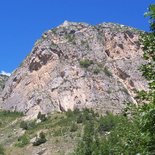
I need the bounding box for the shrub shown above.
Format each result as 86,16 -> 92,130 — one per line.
27,121 -> 36,129
81,40 -> 89,49
76,114 -> 83,124
93,67 -> 101,74
15,134 -> 30,147
70,123 -> 78,132
103,67 -> 112,77
98,114 -> 121,133
82,108 -> 94,121
20,120 -> 36,130
65,34 -> 76,44
79,59 -> 93,68
37,112 -> 47,122
33,132 -> 47,146
73,108 -> 80,115
20,121 -> 28,130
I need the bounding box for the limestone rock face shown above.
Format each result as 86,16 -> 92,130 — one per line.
0,22 -> 148,116
0,74 -> 8,93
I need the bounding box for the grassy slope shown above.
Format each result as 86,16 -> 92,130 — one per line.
0,109 -> 129,155
0,110 -> 89,155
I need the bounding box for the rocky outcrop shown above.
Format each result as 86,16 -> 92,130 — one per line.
0,22 -> 148,116
0,74 -> 8,93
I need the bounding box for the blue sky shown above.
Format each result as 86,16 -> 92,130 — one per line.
0,0 -> 154,74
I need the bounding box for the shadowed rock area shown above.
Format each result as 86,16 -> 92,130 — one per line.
0,21 -> 148,117
0,74 -> 8,93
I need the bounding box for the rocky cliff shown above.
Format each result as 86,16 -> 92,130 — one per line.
0,74 -> 8,93
0,22 -> 148,116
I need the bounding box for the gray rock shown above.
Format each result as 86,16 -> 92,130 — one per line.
37,148 -> 47,155
0,74 -> 9,93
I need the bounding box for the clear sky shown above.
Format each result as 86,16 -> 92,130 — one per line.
0,0 -> 154,74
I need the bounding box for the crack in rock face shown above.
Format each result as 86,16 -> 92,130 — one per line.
0,22 -> 148,117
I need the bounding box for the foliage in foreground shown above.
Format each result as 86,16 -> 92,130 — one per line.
74,109 -> 149,155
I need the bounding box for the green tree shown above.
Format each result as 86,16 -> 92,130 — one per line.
75,119 -> 100,155
138,4 -> 155,153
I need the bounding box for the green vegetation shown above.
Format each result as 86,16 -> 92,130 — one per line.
51,28 -> 57,34
3,89 -> 154,154
103,67 -> 112,77
93,66 -> 101,74
79,59 -> 94,68
20,121 -> 28,130
81,40 -> 87,45
74,112 -> 121,154
15,134 -> 30,147
42,33 -> 47,39
81,40 -> 89,49
0,110 -> 23,117
65,34 -> 76,44
33,132 -> 47,146
70,123 -> 78,132
37,112 -> 47,122
20,120 -> 36,130
0,109 -> 84,154
0,145 -> 5,155
74,106 -> 150,154
0,110 -> 24,117
0,110 -> 23,128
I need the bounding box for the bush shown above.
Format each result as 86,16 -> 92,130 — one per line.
79,59 -> 93,68
103,67 -> 112,77
37,112 -> 47,122
73,108 -> 80,115
93,67 -> 101,74
15,134 -> 30,147
28,121 -> 36,129
98,114 -> 121,133
70,123 -> 78,132
33,132 -> 47,146
76,114 -> 83,124
82,108 -> 94,121
65,34 -> 76,44
20,120 -> 36,130
20,121 -> 28,130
